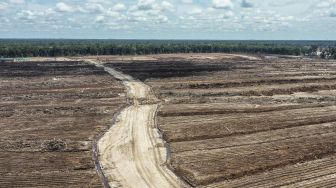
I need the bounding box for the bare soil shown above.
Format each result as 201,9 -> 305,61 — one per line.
103,54 -> 336,187
0,61 -> 126,187
3,54 -> 336,187
92,60 -> 185,188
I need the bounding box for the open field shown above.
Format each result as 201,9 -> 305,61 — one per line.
1,54 -> 336,188
104,54 -> 336,187
0,61 -> 126,187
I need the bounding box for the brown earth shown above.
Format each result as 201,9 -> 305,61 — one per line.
103,55 -> 336,187
89,60 -> 184,188
0,61 -> 126,187
2,54 -> 336,187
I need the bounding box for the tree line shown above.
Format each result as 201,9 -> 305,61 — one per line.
321,48 -> 336,59
0,39 -> 335,59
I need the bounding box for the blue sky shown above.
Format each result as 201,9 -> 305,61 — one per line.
0,0 -> 335,39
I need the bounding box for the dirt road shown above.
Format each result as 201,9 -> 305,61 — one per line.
87,60 -> 184,188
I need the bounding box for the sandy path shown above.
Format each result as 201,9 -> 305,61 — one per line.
87,60 -> 184,188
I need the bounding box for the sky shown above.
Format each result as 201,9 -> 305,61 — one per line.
0,0 -> 336,40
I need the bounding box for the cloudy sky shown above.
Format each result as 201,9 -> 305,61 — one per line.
0,0 -> 336,39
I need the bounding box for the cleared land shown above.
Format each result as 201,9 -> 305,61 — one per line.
104,54 -> 336,187
2,54 -> 336,187
0,61 -> 126,187
93,62 -> 184,188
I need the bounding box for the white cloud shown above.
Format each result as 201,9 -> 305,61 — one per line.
106,10 -> 120,17
157,15 -> 168,23
161,1 -> 174,11
241,0 -> 253,8
8,0 -> 25,4
189,8 -> 203,15
181,0 -> 193,4
95,15 -> 105,23
126,0 -> 172,23
132,0 -> 174,13
17,10 -> 40,21
220,11 -> 234,19
0,0 -> 335,39
278,16 -> 294,21
0,17 -> 10,23
329,9 -> 336,17
180,6 -> 235,22
105,9 -> 126,21
108,22 -> 130,30
0,2 -> 8,11
137,0 -> 156,10
56,2 -> 73,13
212,0 -> 233,10
112,3 -> 126,11
317,2 -> 330,9
82,3 -> 104,13
16,8 -> 57,22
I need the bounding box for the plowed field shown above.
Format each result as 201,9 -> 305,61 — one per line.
0,61 -> 126,187
105,55 -> 336,187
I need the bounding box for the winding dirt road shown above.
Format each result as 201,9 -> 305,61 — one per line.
88,60 -> 184,188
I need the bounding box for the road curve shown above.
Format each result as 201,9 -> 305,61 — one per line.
87,60 -> 185,188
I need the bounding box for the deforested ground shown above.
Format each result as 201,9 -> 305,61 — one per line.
92,60 -> 184,188
0,61 -> 126,187
104,54 -> 336,187
2,54 -> 336,188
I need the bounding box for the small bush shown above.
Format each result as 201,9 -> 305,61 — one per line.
43,139 -> 67,151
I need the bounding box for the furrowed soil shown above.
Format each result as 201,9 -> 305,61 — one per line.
103,54 -> 336,187
0,61 -> 126,187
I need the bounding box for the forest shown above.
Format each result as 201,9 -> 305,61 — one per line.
0,39 -> 336,59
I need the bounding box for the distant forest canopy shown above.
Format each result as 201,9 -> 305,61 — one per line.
1,39 -> 336,59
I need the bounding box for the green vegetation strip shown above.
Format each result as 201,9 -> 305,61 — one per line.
1,39 -> 336,59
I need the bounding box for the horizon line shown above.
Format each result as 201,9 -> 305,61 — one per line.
1,38 -> 336,41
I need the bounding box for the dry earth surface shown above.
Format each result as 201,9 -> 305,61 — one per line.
89,60 -> 185,188
2,53 -> 336,188
103,54 -> 336,187
0,60 -> 126,187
